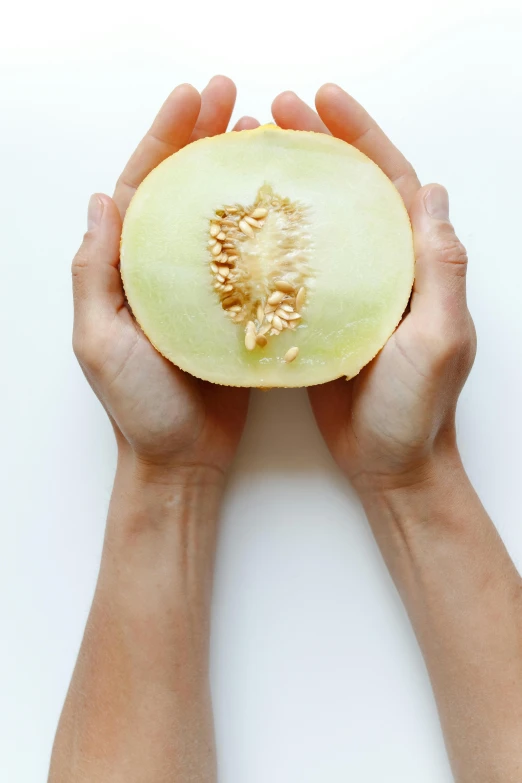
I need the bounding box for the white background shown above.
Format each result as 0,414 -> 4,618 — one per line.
2,0 -> 522,780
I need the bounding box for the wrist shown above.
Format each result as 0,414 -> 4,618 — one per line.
354,448 -> 518,602
99,447 -> 224,613
354,447 -> 475,576
351,438 -> 463,500
356,447 -> 470,538
108,445 -> 226,533
116,442 -> 227,490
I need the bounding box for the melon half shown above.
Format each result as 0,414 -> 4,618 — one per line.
120,126 -> 414,388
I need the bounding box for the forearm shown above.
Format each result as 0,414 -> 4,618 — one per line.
48,452 -> 222,783
358,453 -> 522,783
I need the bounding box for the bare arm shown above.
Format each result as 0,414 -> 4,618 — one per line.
49,459 -> 221,782
49,77 -> 258,781
360,455 -> 522,783
272,84 -> 522,780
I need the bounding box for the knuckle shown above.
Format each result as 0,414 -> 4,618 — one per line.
71,238 -> 93,282
72,328 -> 104,373
71,256 -> 86,281
71,326 -> 84,360
465,316 -> 478,365
433,227 -> 469,276
422,312 -> 476,366
426,317 -> 476,371
404,161 -> 419,181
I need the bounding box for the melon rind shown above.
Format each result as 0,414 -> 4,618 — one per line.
120,126 -> 414,388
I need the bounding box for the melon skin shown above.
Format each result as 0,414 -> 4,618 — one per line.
120,126 -> 414,388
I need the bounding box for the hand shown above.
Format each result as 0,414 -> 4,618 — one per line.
72,77 -> 260,478
272,85 -> 477,491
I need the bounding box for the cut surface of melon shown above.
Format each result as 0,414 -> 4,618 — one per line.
120,126 -> 414,388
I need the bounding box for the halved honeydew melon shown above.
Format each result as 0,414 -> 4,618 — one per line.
120,125 -> 414,388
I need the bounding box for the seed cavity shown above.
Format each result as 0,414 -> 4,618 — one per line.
207,184 -> 311,357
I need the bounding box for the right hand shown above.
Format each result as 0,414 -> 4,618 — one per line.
272,86 -> 477,492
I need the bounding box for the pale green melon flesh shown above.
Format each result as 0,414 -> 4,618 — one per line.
120,126 -> 414,388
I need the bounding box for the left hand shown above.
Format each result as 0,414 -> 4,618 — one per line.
72,77 -> 259,479
272,86 -> 476,492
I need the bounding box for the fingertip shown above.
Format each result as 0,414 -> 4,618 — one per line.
410,184 -> 451,230
170,83 -> 202,112
153,83 -> 202,143
87,193 -> 104,231
272,91 -> 328,133
315,84 -> 363,130
315,82 -> 345,107
85,193 -> 122,260
271,90 -> 299,114
205,74 -> 237,97
172,82 -> 199,98
232,116 -> 260,131
410,182 -> 468,312
316,82 -> 343,97
423,184 -> 450,222
74,194 -> 124,319
99,192 -> 121,218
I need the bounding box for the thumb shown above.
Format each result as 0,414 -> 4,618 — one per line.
72,194 -> 124,326
409,184 -> 469,321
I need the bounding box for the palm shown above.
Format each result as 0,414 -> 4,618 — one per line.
75,78 -> 258,473
95,306 -> 249,470
269,86 -> 466,482
309,312 -> 444,480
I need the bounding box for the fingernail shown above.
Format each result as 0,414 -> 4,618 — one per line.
88,194 -> 104,230
425,186 -> 449,220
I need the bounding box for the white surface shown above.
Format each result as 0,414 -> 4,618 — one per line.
2,1 -> 522,780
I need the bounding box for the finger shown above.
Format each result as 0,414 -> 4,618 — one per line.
72,194 -> 124,328
315,84 -> 420,209
232,116 -> 260,131
114,84 -> 201,217
190,75 -> 237,142
271,91 -> 330,134
410,184 -> 469,320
